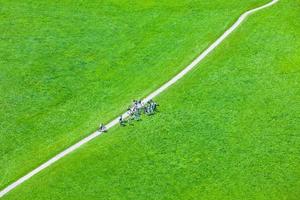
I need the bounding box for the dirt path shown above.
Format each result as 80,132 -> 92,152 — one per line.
0,0 -> 279,198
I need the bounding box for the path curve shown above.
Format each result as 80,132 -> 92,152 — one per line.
0,0 -> 279,198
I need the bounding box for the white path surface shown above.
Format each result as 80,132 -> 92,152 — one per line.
0,0 -> 279,198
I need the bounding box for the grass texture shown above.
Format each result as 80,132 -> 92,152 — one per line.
0,0 -> 268,188
3,0 -> 299,199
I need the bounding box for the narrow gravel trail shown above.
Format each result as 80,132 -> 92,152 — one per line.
0,0 -> 279,198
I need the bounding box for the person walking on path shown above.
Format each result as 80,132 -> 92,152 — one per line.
119,115 -> 126,126
99,123 -> 107,132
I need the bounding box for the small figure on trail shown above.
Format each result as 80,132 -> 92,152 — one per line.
132,100 -> 138,108
99,123 -> 107,132
127,107 -> 135,124
119,115 -> 126,126
136,100 -> 143,114
127,107 -> 132,115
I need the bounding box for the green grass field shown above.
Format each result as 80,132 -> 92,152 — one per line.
0,0 -> 270,189
2,0 -> 299,199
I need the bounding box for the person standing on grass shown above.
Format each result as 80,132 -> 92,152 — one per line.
152,100 -> 158,111
146,100 -> 153,114
132,100 -> 137,108
137,100 -> 143,114
144,102 -> 150,115
119,115 -> 125,126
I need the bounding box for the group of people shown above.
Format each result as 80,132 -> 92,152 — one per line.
120,99 -> 159,126
99,99 -> 159,132
144,99 -> 158,115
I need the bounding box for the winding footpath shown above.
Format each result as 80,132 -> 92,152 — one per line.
0,0 -> 279,198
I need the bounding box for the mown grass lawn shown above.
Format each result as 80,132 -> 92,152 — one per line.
3,0 -> 299,199
0,0 -> 269,189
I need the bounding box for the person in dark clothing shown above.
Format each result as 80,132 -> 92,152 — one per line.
119,115 -> 126,126
99,123 -> 107,132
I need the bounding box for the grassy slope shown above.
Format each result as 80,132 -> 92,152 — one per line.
0,0 -> 269,188
3,0 -> 299,199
